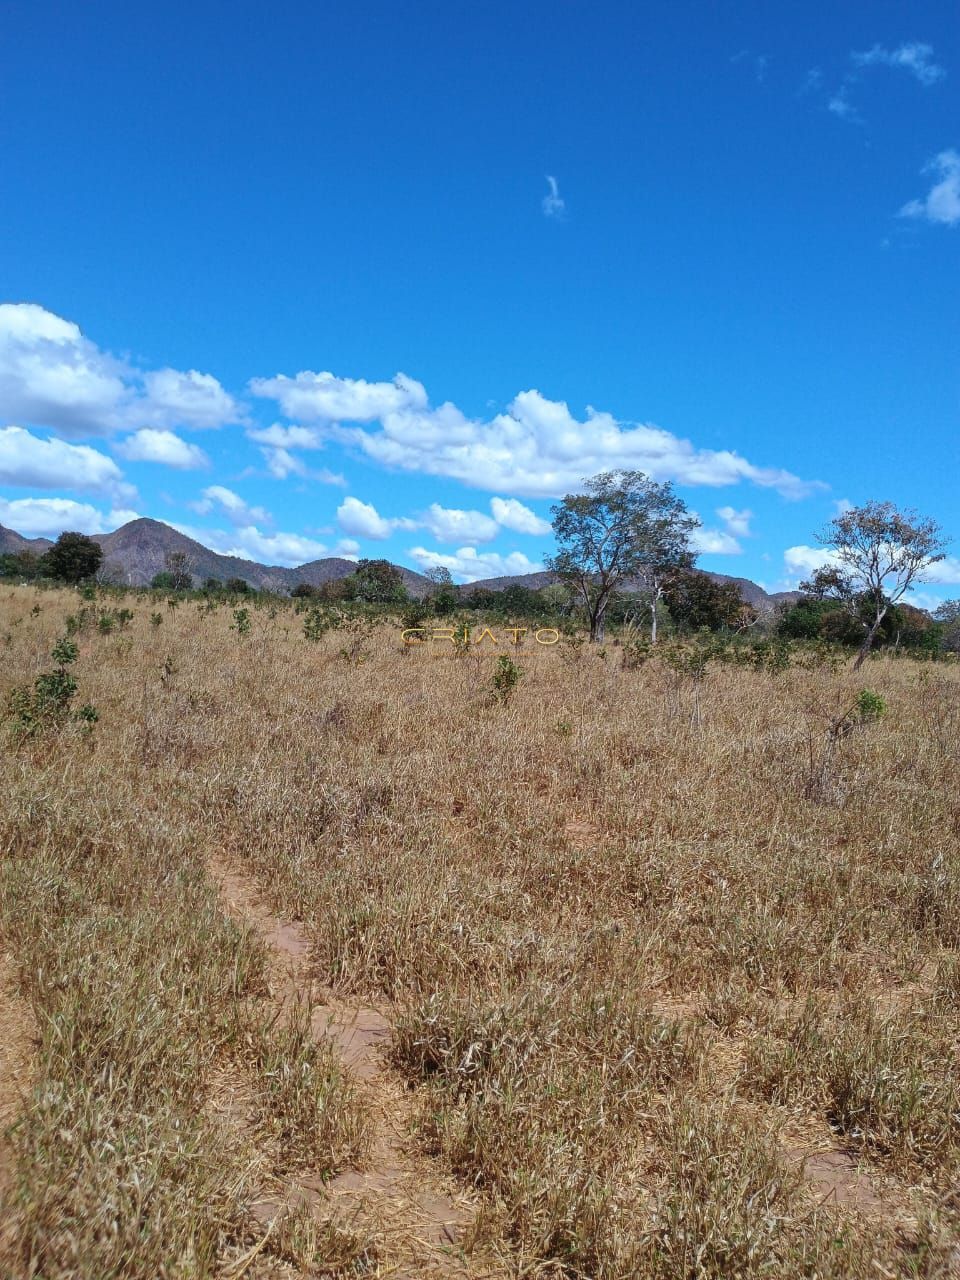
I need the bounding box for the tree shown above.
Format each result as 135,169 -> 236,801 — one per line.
165,551 -> 192,592
225,577 -> 251,594
801,501 -> 947,671
547,470 -> 699,643
0,551 -> 42,581
425,566 -> 458,615
353,558 -> 408,605
935,600 -> 960,654
663,569 -> 753,633
40,532 -> 103,585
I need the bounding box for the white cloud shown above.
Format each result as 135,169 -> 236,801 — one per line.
783,544 -> 839,580
0,425 -> 127,495
900,150 -> 960,226
336,496 -> 396,540
247,423 -> 324,449
419,503 -> 499,544
490,496 -> 552,535
692,528 -> 742,555
116,428 -> 209,470
174,521 -> 330,567
542,175 -> 565,219
927,556 -> 960,586
0,303 -> 241,436
192,485 -> 271,526
716,506 -> 752,538
313,385 -> 820,499
409,545 -> 543,584
139,368 -> 240,430
0,496 -> 138,538
249,371 -> 427,423
852,42 -> 945,87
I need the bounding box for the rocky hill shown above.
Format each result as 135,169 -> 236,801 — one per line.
0,524 -> 53,556
1,516 -> 798,608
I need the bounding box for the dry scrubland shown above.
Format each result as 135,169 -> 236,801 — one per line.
1,585 -> 959,1279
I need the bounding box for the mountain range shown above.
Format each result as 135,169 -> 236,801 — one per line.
0,517 -> 800,609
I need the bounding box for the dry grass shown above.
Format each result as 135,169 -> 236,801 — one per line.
1,584 -> 959,1277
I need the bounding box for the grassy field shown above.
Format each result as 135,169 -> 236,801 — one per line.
1,584 -> 959,1278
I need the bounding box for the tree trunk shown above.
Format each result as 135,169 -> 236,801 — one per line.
650,600 -> 658,645
852,612 -> 886,671
590,603 -> 607,643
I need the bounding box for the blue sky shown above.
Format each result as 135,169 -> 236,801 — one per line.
1,0 -> 957,598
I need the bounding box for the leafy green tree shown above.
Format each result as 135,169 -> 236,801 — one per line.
40,532 -> 103,585
0,551 -> 42,580
547,470 -> 699,643
663,570 -> 752,633
801,501 -> 947,670
353,558 -> 408,604
425,566 -> 458,615
225,577 -> 251,594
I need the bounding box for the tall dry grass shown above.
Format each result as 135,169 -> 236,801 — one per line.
1,585 -> 959,1277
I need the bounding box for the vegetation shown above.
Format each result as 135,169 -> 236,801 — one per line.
0,581 -> 958,1277
547,469 -> 699,642
801,501 -> 946,670
39,531 -> 104,585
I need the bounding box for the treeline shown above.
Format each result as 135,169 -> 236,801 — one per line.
4,535 -> 958,659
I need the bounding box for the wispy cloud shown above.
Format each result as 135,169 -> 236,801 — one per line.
900,149 -> 960,226
823,40 -> 945,126
852,42 -> 945,87
542,175 -> 565,220
827,88 -> 862,124
731,49 -> 769,84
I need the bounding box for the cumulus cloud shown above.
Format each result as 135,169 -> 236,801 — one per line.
116,428 -> 209,469
336,496 -> 397,540
852,42 -> 945,86
317,385 -> 820,499
0,303 -> 241,436
542,175 -> 565,219
191,485 -> 271,526
419,503 -> 499,544
247,423 -> 325,449
174,521 -> 331,567
337,494 -> 552,546
783,545 -> 839,579
249,371 -> 427,423
0,425 -> 128,495
409,545 -> 543,584
0,496 -> 139,538
692,528 -> 742,555
490,496 -> 552,535
717,506 -> 752,538
900,150 -> 960,226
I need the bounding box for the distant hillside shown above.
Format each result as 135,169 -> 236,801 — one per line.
2,515 -> 797,609
89,518 -> 434,595
0,524 -> 53,556
462,568 -> 799,612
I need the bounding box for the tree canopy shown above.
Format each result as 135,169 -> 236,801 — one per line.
547,470 -> 699,642
40,532 -> 103,585
801,501 -> 946,669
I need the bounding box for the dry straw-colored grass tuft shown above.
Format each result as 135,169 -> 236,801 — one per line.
1,585 -> 959,1277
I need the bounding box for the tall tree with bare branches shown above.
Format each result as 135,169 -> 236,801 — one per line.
547,470 -> 699,643
801,501 -> 947,670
